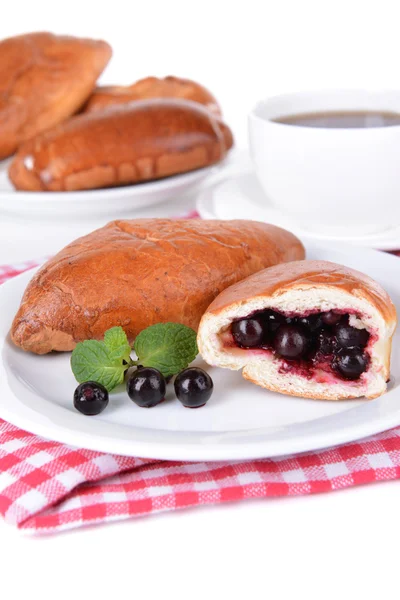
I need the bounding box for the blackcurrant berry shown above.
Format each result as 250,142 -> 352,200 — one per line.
174,367 -> 213,408
335,322 -> 369,349
74,381 -> 109,416
334,348 -> 368,380
273,324 -> 310,359
127,367 -> 166,408
232,317 -> 264,347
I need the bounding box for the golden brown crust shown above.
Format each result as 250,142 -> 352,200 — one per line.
10,219 -> 305,354
205,260 -> 397,326
83,76 -> 221,116
0,32 -> 111,160
8,99 -> 234,192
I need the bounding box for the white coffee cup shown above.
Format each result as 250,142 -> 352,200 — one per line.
248,90 -> 400,235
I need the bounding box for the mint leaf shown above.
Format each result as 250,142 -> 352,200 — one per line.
104,326 -> 131,362
134,323 -> 198,377
71,339 -> 127,392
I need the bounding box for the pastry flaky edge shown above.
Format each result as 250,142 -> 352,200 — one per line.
198,260 -> 397,400
10,219 -> 305,355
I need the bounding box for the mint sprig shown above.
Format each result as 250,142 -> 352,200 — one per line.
104,326 -> 131,362
135,323 -> 198,377
71,327 -> 130,392
70,339 -> 126,392
71,323 -> 198,392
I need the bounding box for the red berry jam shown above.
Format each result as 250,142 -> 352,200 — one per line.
230,309 -> 370,381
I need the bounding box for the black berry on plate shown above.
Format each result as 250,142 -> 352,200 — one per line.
335,321 -> 369,348
321,311 -> 342,326
174,367 -> 214,408
334,348 -> 368,380
74,381 -> 109,416
127,367 -> 166,408
273,324 -> 310,359
232,317 -> 264,347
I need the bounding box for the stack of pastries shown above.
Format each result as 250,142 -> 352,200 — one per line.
0,32 -> 233,191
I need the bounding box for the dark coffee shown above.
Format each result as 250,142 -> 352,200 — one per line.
272,110 -> 400,128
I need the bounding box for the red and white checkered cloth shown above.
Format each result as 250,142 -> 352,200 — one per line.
1,255 -> 400,534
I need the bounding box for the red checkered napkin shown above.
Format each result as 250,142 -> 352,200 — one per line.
1,258 -> 400,534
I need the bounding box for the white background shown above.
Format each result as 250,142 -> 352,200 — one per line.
1,1 -> 400,598
3,0 -> 400,149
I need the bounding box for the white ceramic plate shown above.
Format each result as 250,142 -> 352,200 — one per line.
1,241 -> 400,461
196,170 -> 400,250
0,159 -> 218,221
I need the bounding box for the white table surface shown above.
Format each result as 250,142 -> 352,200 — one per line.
1,156 -> 399,599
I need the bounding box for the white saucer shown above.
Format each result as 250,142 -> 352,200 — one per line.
196,170 -> 400,250
0,158 -> 219,221
1,241 -> 400,461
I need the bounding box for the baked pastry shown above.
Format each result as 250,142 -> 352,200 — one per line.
10,219 -> 304,354
9,99 -> 233,191
198,260 -> 397,400
83,76 -> 221,116
0,32 -> 111,160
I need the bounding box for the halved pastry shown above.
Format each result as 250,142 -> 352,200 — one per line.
198,260 -> 397,400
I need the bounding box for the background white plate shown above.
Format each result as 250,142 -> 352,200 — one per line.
0,159 -> 218,221
196,170 -> 400,250
0,241 -> 399,461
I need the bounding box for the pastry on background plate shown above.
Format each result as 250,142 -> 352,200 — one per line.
9,99 -> 233,192
0,32 -> 111,160
83,76 -> 221,116
10,219 -> 304,354
198,260 -> 397,400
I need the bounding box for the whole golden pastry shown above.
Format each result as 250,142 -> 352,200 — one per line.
9,99 -> 234,192
10,219 -> 305,354
83,76 -> 221,116
0,32 -> 112,160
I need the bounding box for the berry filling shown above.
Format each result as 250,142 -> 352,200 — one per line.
230,309 -> 371,382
